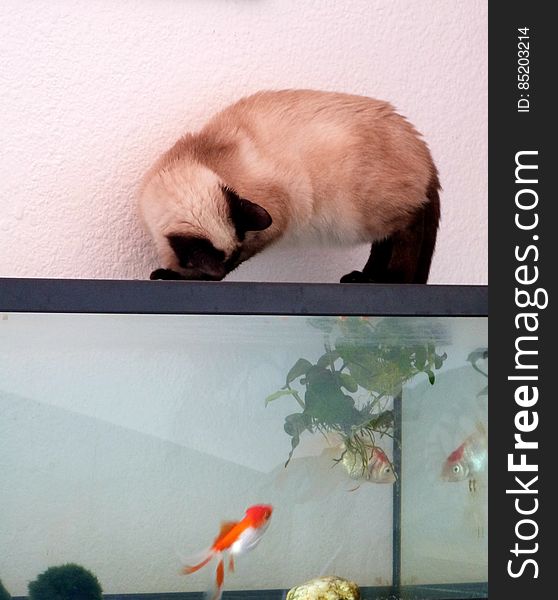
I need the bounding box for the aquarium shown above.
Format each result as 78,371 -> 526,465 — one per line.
0,280 -> 487,600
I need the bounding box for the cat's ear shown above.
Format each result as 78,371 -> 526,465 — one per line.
223,187 -> 272,235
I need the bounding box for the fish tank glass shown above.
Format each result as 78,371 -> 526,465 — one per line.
0,280 -> 488,600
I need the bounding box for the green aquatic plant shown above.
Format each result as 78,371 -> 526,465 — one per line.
0,578 -> 12,600
467,347 -> 488,396
266,316 -> 448,472
28,564 -> 102,600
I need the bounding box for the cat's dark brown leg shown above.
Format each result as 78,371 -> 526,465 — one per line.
382,214 -> 425,283
412,175 -> 441,283
341,171 -> 440,284
340,207 -> 432,284
340,237 -> 393,283
345,216 -> 424,283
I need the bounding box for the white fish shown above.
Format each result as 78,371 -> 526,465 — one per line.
441,421 -> 487,483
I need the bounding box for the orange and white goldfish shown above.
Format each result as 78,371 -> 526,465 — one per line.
367,447 -> 396,483
181,504 -> 273,600
341,444 -> 396,484
441,422 -> 487,484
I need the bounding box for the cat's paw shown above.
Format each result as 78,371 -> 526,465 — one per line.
340,270 -> 375,283
149,268 -> 186,280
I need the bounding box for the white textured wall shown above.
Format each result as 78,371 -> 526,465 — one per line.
0,0 -> 487,284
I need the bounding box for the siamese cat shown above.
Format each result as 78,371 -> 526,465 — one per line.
139,89 -> 440,283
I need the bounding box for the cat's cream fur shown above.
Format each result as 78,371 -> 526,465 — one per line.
139,89 -> 440,282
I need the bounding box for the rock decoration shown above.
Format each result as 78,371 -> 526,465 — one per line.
286,576 -> 360,600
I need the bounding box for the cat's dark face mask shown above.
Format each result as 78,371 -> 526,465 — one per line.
149,189 -> 272,281
151,235 -> 234,281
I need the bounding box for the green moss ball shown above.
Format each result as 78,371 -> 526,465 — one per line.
28,564 -> 102,600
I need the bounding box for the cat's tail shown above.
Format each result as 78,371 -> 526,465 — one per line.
414,169 -> 441,283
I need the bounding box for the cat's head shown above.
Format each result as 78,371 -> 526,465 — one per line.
139,161 -> 272,281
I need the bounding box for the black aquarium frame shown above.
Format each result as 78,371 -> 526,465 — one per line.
0,279 -> 487,316
0,279 -> 488,600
